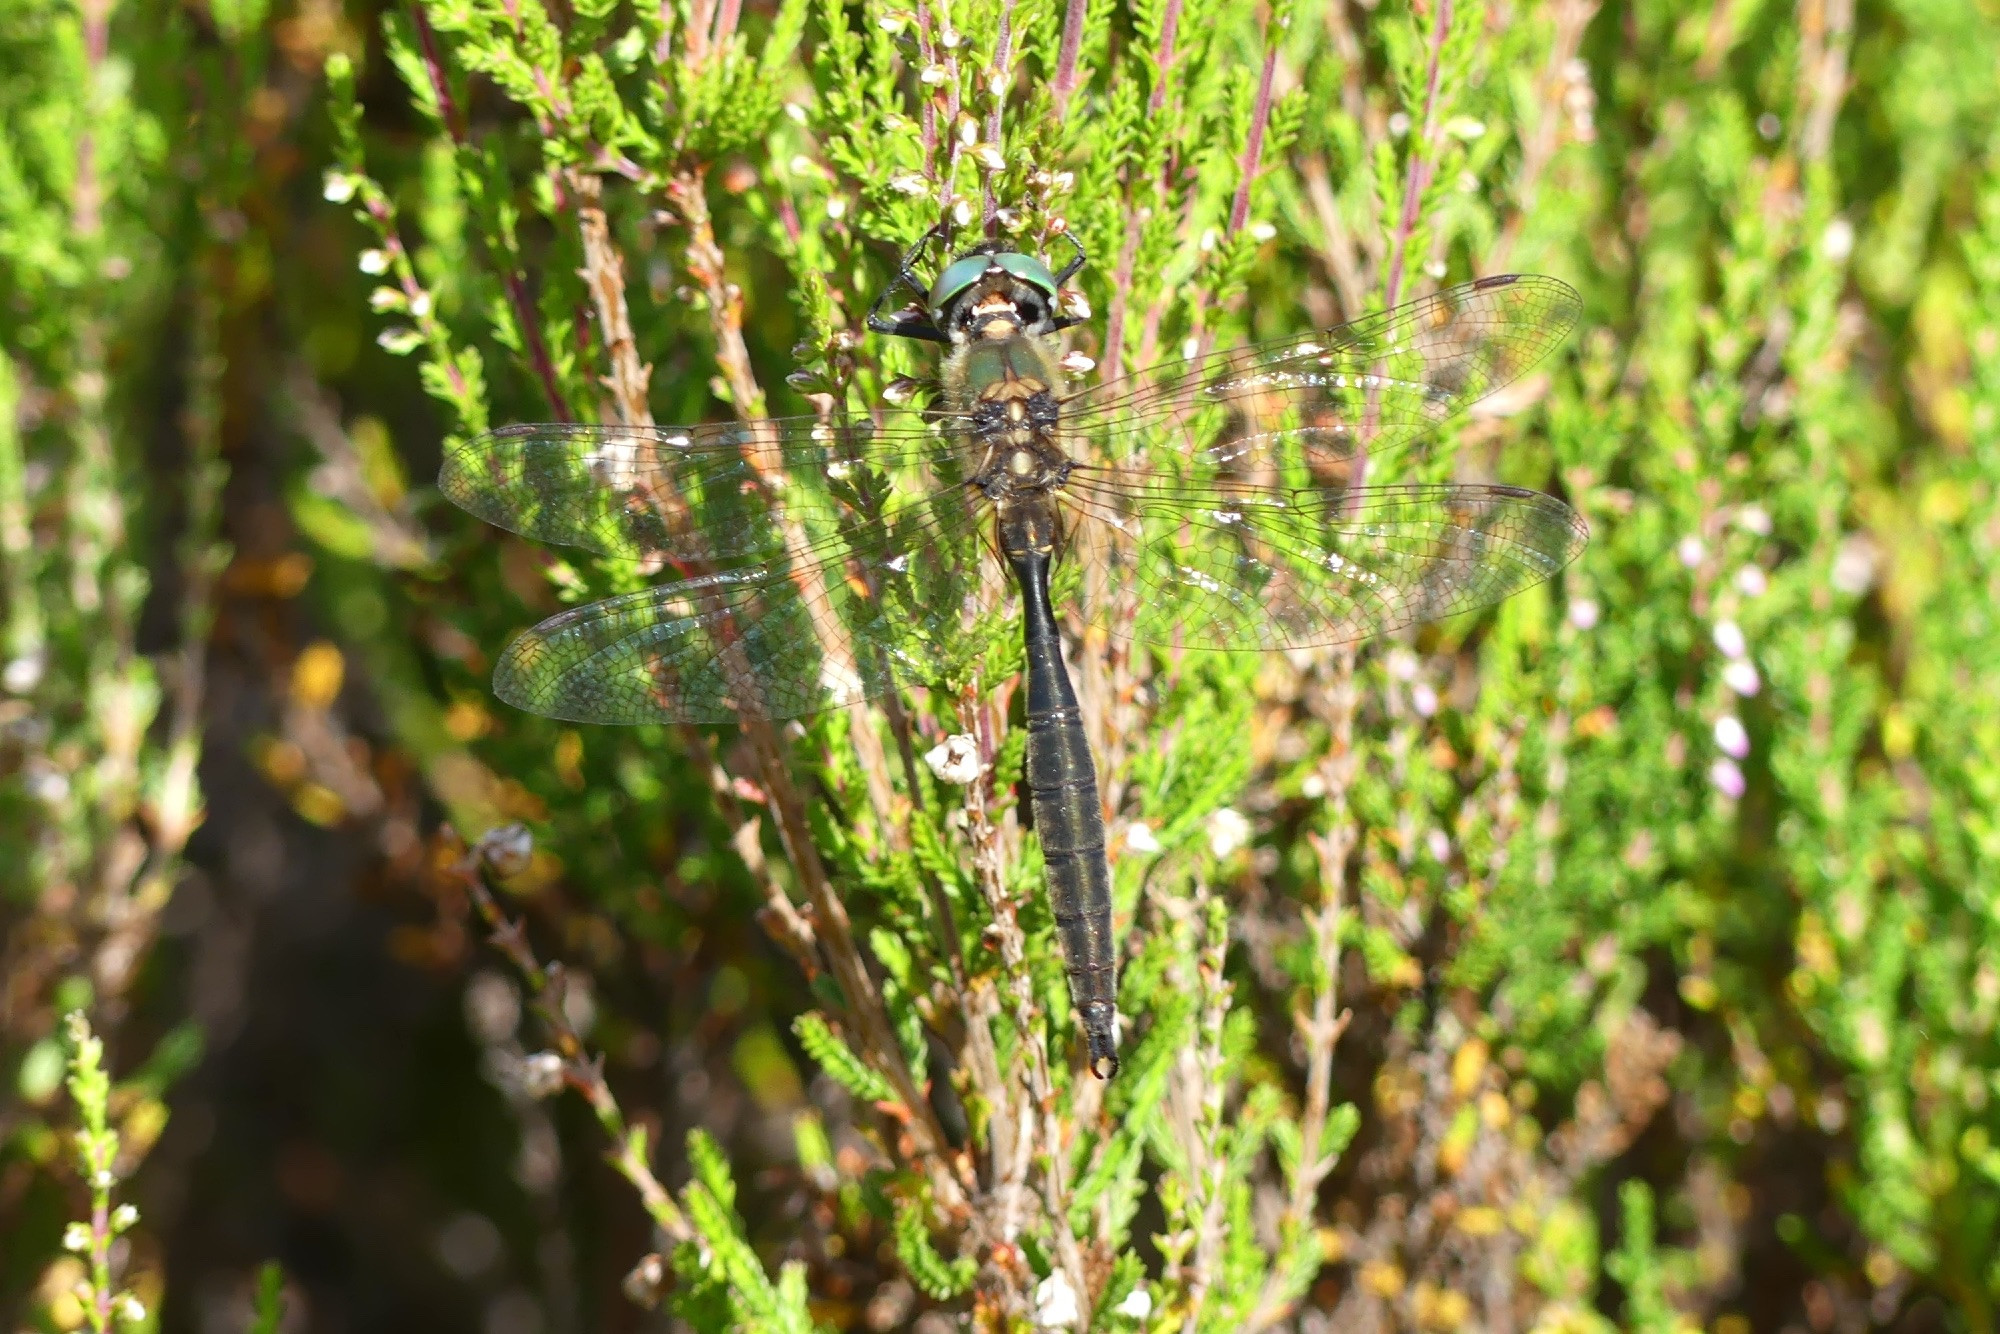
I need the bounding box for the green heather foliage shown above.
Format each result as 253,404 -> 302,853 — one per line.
5,0 -> 2000,1329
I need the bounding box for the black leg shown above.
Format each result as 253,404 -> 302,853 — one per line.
866,229 -> 951,344
1050,229 -> 1087,286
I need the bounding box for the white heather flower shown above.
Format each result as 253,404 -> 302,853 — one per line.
1831,534 -> 1877,594
951,197 -> 973,225
407,289 -> 433,318
368,285 -> 406,312
1723,658 -> 1762,697
1206,807 -> 1252,859
376,326 -> 423,355
1427,827 -> 1453,864
1124,821 -> 1160,854
1060,350 -> 1096,374
887,171 -> 928,196
1714,715 -> 1750,759
3,649 -> 45,693
1712,619 -> 1747,659
825,196 -> 847,220
1249,221 -> 1277,242
1568,597 -> 1601,630
1734,564 -> 1769,597
358,248 -> 390,274
1410,682 -> 1439,718
118,1296 -> 146,1323
1736,504 -> 1773,536
1387,111 -> 1412,137
520,1051 -> 565,1099
972,142 -> 1006,171
919,63 -> 948,85
109,1204 -> 138,1231
1034,1271 -> 1080,1328
1444,115 -> 1487,139
63,1222 -> 90,1252
24,765 -> 68,805
1115,1285 -> 1153,1319
1677,535 -> 1707,568
480,823 -> 534,878
322,170 -> 356,202
882,376 -> 922,405
1822,217 -> 1855,261
924,733 -> 984,785
1709,757 -> 1746,800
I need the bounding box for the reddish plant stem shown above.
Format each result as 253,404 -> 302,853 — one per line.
713,0 -> 741,48
1227,27 -> 1282,237
1052,0 -> 1087,116
982,0 -> 1017,226
410,7 -> 570,419
1148,0 -> 1184,117
1382,0 -> 1452,312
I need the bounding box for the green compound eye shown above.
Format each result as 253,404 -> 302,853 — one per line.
927,250 -> 1061,317
928,255 -> 996,316
992,251 -> 1058,295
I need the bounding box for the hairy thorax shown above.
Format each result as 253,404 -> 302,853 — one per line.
947,332 -> 1072,502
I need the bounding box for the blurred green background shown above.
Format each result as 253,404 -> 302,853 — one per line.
5,0 -> 2000,1329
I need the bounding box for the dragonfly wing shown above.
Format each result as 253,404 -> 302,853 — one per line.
1060,472 -> 1588,651
493,487 -> 994,723
441,417 -> 972,563
1067,274 -> 1580,476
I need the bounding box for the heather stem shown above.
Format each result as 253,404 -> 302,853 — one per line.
1382,0 -> 1452,311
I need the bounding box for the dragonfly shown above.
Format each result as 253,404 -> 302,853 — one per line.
441,230 -> 1587,1079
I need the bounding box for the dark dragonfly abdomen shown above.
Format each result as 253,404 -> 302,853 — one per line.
999,497 -> 1119,1077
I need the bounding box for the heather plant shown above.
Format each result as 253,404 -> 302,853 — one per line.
3,0 -> 244,1316
4,0 -> 2000,1329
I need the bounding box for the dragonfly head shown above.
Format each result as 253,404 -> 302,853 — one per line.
868,229 -> 1088,345
929,244 -> 1065,343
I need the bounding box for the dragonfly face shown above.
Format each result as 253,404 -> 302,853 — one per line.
440,236 -> 1591,1078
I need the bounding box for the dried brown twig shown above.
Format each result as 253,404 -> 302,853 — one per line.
451,824 -> 696,1245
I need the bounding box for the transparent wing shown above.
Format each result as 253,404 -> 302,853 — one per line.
1059,468 -> 1587,651
1066,274 -> 1580,476
491,486 -> 997,723
441,417 -> 975,564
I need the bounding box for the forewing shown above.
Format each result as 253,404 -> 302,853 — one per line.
491,486 -> 995,723
441,417 -> 971,563
1067,275 -> 1579,476
1060,470 -> 1588,651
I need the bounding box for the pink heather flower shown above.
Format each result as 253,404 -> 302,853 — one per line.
1723,659 -> 1761,696
1411,682 -> 1439,717
1712,620 -> 1747,659
1568,598 -> 1600,630
1709,758 -> 1746,799
1733,565 -> 1768,597
1714,715 -> 1750,758
1678,535 -> 1707,568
